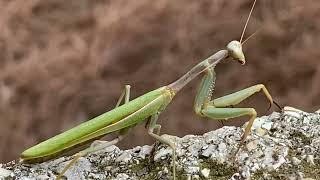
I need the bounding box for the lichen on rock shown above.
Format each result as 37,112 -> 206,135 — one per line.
1,106 -> 320,179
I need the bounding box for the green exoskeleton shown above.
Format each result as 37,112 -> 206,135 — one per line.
20,0 -> 280,179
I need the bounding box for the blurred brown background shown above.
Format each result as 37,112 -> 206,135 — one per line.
1,0 -> 320,163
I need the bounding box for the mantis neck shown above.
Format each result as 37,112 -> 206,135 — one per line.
168,50 -> 228,92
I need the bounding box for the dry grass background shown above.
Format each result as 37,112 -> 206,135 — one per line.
0,0 -> 320,162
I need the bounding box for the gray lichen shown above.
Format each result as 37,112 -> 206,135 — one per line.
1,106 -> 320,180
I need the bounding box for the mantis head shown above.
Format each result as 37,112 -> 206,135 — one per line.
227,40 -> 245,65
226,0 -> 258,66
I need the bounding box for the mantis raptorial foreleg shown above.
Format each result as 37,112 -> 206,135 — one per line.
194,67 -> 280,153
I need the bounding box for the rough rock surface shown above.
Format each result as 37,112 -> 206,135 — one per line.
1,106 -> 320,180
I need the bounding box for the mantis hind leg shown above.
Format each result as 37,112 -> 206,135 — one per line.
115,85 -> 131,107
147,113 -> 176,180
57,85 -> 132,179
56,129 -> 129,180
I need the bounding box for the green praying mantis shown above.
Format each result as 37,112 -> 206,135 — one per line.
19,0 -> 281,179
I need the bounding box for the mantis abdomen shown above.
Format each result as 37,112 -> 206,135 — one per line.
21,87 -> 173,163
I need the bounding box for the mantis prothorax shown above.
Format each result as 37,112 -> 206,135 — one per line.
20,0 -> 280,179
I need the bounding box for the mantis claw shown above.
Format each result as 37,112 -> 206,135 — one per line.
266,100 -> 282,114
264,101 -> 272,114
267,102 -> 272,111
273,100 -> 282,111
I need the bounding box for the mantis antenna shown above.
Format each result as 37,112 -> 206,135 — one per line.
239,0 -> 257,44
241,27 -> 262,45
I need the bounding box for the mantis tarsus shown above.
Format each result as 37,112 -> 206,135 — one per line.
20,0 -> 281,179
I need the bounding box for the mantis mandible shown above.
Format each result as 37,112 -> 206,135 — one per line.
20,0 -> 280,179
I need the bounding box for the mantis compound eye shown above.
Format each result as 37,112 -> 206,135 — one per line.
227,40 -> 246,65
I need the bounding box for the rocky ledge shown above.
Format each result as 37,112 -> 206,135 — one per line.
1,106 -> 320,180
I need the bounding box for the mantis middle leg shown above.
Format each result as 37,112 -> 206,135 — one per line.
194,67 -> 280,153
147,112 -> 176,180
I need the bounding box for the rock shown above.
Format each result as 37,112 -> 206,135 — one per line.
306,155 -> 315,166
246,139 -> 258,152
57,157 -> 91,180
0,167 -> 12,178
115,151 -> 132,163
138,145 -> 153,159
114,173 -> 129,180
1,107 -> 320,179
201,144 -> 215,157
200,168 -> 210,178
153,147 -> 172,162
292,157 -> 301,165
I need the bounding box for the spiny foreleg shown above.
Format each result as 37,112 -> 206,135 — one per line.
193,67 -> 280,154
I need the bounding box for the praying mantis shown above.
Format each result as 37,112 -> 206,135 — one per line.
19,0 -> 281,179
